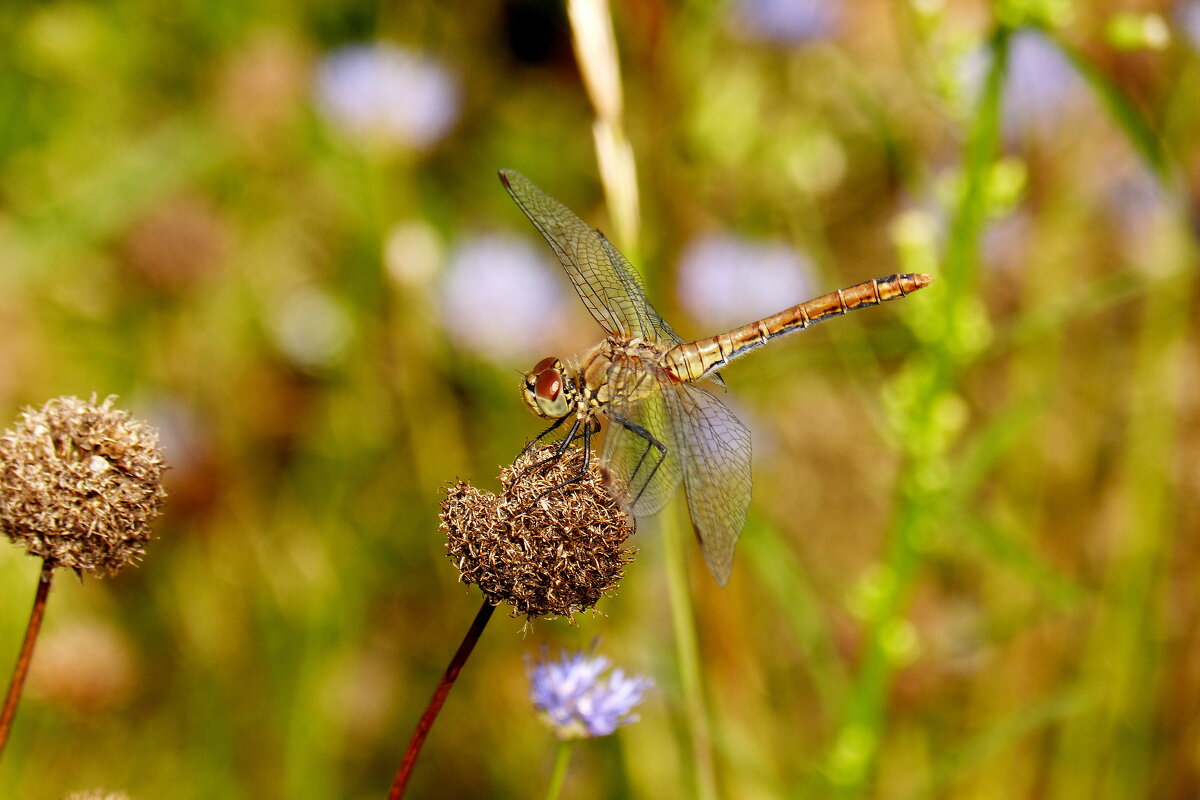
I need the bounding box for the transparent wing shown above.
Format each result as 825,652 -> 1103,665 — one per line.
595,234 -> 686,346
595,220 -> 730,387
665,382 -> 753,586
499,168 -> 672,342
599,360 -> 683,517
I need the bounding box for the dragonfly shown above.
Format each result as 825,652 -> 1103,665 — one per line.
499,168 -> 931,586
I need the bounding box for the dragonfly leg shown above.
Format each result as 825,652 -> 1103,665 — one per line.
524,416 -> 586,472
609,413 -> 668,510
523,418 -> 601,510
520,415 -> 571,458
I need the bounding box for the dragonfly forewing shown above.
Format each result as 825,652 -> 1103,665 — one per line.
594,233 -> 685,347
499,168 -> 670,342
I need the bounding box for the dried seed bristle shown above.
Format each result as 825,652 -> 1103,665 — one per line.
441,446 -> 635,621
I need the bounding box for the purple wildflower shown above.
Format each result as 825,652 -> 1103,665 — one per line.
729,0 -> 840,45
961,30 -> 1085,140
677,233 -> 814,331
438,233 -> 568,363
314,43 -> 458,150
1176,1 -> 1200,49
980,210 -> 1032,274
528,649 -> 653,740
1106,166 -> 1169,262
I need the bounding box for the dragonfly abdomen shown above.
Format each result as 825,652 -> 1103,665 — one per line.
662,273 -> 932,382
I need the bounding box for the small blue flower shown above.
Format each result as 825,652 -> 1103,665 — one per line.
438,232 -> 568,363
960,30 -> 1084,139
314,43 -> 459,150
1176,1 -> 1200,49
677,233 -> 815,331
528,649 -> 653,740
730,0 -> 840,45
1106,166 -> 1169,260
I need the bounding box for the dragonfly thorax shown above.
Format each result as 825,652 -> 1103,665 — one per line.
522,356 -> 579,419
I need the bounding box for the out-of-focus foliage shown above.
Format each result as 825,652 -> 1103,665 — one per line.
0,0 -> 1198,798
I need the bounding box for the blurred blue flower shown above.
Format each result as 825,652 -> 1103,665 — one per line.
677,233 -> 815,331
729,0 -> 840,45
980,210 -> 1031,273
528,649 -> 653,740
314,43 -> 459,150
439,233 -> 568,363
961,30 -> 1084,139
1176,1 -> 1200,49
1106,166 -> 1169,261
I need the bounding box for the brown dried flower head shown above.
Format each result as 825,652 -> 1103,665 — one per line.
441,446 -> 635,620
61,792 -> 134,800
0,396 -> 167,575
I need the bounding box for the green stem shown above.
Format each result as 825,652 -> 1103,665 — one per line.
830,22 -> 1011,797
663,506 -> 719,800
1052,36 -> 1172,185
543,740 -> 575,800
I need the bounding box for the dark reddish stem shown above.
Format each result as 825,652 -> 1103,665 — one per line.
388,599 -> 496,799
0,560 -> 55,763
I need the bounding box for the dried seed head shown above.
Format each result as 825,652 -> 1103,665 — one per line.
61,792 -> 134,800
441,446 -> 635,621
0,396 -> 167,575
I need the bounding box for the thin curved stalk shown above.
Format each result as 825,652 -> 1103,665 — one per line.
0,560 -> 55,763
387,599 -> 495,799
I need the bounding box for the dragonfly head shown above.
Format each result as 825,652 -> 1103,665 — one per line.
523,356 -> 575,419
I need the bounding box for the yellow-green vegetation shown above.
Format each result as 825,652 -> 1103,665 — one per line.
0,1 -> 1198,798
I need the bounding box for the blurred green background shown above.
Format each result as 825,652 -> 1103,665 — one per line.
2,0 -> 1199,797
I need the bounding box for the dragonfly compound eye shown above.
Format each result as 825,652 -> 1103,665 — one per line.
523,357 -> 571,419
535,367 -> 561,401
531,356 -> 559,374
